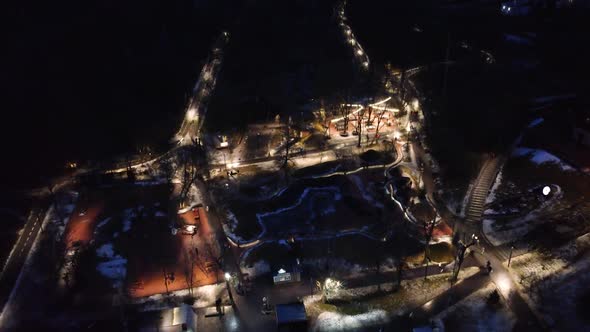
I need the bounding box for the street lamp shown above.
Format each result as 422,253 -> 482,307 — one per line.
542,186 -> 551,196
225,272 -> 234,305
507,245 -> 515,268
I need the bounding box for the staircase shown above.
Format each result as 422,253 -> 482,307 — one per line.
465,157 -> 503,223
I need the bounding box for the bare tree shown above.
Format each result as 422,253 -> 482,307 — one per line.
371,107 -> 388,145
282,116 -> 293,170
163,267 -> 175,296
159,158 -> 174,185
178,149 -> 200,204
337,104 -> 352,136
422,215 -> 437,261
183,249 -> 196,297
205,234 -> 225,283
452,234 -> 479,281
352,108 -> 365,148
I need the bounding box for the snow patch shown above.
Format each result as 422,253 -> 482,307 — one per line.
241,260 -> 271,278
485,167 -> 503,205
504,33 -> 534,46
96,255 -> 127,289
134,283 -> 226,310
96,217 -> 112,229
436,283 -> 516,332
527,117 -> 544,128
512,147 -> 575,171
313,310 -> 389,331
350,175 -> 384,209
96,243 -> 114,258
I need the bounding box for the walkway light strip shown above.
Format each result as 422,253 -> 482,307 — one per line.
329,97 -> 392,123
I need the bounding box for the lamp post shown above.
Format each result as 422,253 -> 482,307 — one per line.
507,245 -> 515,268
225,272 -> 234,305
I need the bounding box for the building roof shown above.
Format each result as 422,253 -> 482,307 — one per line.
275,303 -> 307,324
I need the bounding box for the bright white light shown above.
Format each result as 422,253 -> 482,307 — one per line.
542,186 -> 551,196
496,273 -> 512,296
225,272 -> 231,280
186,109 -> 197,121
412,99 -> 420,110
357,49 -> 363,55
278,268 -> 286,274
363,61 -> 369,68
350,39 -> 355,45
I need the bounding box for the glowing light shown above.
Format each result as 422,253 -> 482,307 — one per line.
357,49 -> 363,56
542,186 -> 551,196
186,109 -> 197,121
496,273 -> 512,296
369,97 -> 392,107
225,272 -> 232,281
278,268 -> 286,274
363,61 -> 369,68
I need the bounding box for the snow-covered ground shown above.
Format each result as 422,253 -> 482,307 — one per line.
95,217 -> 111,230
305,267 -> 479,331
240,260 -> 271,278
485,167 -> 503,205
512,147 -> 575,171
350,175 -> 384,209
313,309 -> 389,331
504,33 -> 534,46
133,283 -> 227,311
509,234 -> 590,330
435,282 -> 516,332
121,206 -> 144,233
527,117 -> 544,129
95,242 -> 127,289
223,211 -> 248,244
483,185 -> 562,246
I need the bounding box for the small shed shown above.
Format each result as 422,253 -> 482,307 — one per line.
275,303 -> 307,331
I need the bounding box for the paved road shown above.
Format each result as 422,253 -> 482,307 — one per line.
176,33 -> 227,144
0,201 -> 47,313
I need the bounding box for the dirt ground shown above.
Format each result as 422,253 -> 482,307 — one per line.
125,207 -> 223,298
63,184 -> 222,299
